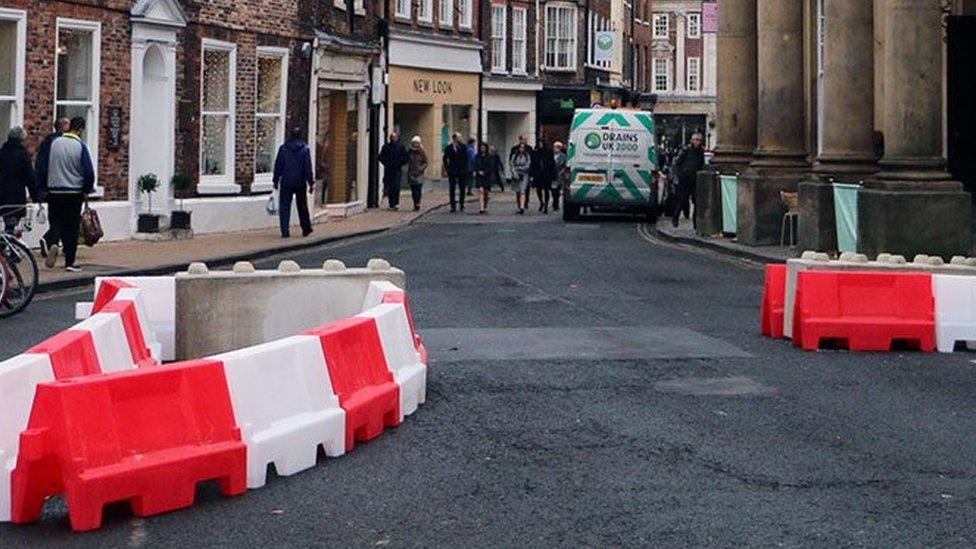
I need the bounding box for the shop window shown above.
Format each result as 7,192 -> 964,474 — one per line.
653,13 -> 668,39
458,0 -> 472,29
687,12 -> 701,39
653,57 -> 669,92
439,0 -> 453,27
254,48 -> 288,190
200,39 -> 236,192
512,7 -> 527,74
395,0 -> 410,18
687,56 -> 700,92
0,10 -> 24,144
441,105 -> 471,153
315,88 -> 361,205
545,4 -> 577,71
55,19 -> 100,187
419,0 -> 432,22
491,5 -> 506,73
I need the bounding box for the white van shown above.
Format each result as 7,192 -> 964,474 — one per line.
563,108 -> 659,221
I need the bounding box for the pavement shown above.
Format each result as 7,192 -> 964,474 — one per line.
655,211 -> 795,263
34,188 -> 450,291
3,193 -> 976,546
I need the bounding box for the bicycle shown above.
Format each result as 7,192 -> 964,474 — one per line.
0,205 -> 40,318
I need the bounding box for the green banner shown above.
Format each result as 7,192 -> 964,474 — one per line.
720,175 -> 738,234
833,183 -> 860,253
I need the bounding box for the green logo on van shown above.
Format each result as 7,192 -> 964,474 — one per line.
584,132 -> 602,149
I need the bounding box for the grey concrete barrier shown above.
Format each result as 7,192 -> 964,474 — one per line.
175,258 -> 406,359
783,252 -> 976,339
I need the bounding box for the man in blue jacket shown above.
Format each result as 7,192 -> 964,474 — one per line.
39,117 -> 94,272
273,128 -> 315,238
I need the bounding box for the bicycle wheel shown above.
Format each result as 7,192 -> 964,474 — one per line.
0,237 -> 39,318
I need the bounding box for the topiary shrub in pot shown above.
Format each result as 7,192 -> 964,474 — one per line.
137,173 -> 161,233
170,173 -> 193,230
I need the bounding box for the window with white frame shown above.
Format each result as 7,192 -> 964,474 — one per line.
687,56 -> 700,91
491,5 -> 507,72
439,0 -> 452,26
200,39 -> 236,189
458,0 -> 472,29
395,0 -> 410,18
545,3 -> 576,71
687,12 -> 701,39
652,13 -> 668,39
652,57 -> 669,92
55,19 -> 101,185
419,0 -> 432,22
0,9 -> 25,144
354,0 -> 365,14
254,48 -> 288,187
512,7 -> 527,74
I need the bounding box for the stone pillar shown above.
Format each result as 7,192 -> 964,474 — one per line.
859,0 -> 971,258
736,0 -> 808,246
711,0 -> 757,172
798,0 -> 876,253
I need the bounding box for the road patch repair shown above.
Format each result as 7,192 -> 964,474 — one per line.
0,260 -> 427,531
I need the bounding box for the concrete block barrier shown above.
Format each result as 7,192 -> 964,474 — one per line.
933,274 -> 976,353
303,317 -> 401,452
358,303 -> 427,420
213,336 -> 346,489
10,360 -> 246,531
0,354 -> 54,521
793,271 -> 935,352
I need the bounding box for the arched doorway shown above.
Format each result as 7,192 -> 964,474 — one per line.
131,44 -> 172,212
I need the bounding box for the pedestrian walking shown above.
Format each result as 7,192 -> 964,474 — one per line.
552,141 -> 568,212
407,136 -> 429,211
272,128 -> 315,239
379,132 -> 408,210
473,142 -> 503,215
38,116 -> 94,272
34,117 -> 69,200
671,133 -> 706,228
0,127 -> 37,234
509,134 -> 533,209
466,137 -> 477,197
510,141 -> 532,215
531,138 -> 556,214
443,133 -> 469,212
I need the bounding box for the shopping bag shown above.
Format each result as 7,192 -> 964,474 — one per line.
266,190 -> 279,216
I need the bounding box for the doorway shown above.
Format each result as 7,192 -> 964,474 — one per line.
131,44 -> 173,210
947,16 -> 976,200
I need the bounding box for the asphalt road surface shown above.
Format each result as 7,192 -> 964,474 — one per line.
2,202 -> 975,547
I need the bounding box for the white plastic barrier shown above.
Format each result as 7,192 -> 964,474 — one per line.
0,354 -> 54,521
77,277 -> 175,361
933,274 -> 976,353
358,303 -> 427,420
73,313 -> 137,373
113,288 -> 162,362
213,335 -> 346,489
362,280 -> 404,311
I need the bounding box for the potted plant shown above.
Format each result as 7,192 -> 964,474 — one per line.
137,173 -> 161,233
170,173 -> 193,230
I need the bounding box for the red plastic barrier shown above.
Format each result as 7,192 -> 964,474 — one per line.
91,279 -> 134,314
760,264 -> 787,338
27,331 -> 101,379
380,291 -> 428,363
303,317 -> 400,451
100,300 -> 155,367
9,359 -> 246,531
793,270 -> 935,352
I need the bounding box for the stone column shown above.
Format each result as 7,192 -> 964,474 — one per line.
858,0 -> 971,257
711,0 -> 757,172
736,0 -> 808,246
798,0 -> 876,253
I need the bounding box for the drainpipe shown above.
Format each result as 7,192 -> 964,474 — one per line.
534,0 -> 540,78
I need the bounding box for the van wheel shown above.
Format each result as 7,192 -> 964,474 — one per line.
645,207 -> 659,224
563,203 -> 580,222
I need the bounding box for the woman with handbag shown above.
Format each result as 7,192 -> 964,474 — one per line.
407,136 -> 429,211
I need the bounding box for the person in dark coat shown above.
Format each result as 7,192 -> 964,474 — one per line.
671,132 -> 706,227
531,138 -> 556,214
0,127 -> 37,234
34,117 -> 70,200
273,128 -> 315,238
509,134 -> 533,207
443,133 -> 469,212
378,132 -> 408,210
473,142 -> 503,214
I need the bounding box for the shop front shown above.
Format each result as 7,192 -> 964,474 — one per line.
387,32 -> 482,178
310,34 -> 378,217
481,78 -> 542,156
536,86 -> 593,144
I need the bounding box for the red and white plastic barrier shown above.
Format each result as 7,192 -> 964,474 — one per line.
78,277 -> 175,361
4,275 -> 428,531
